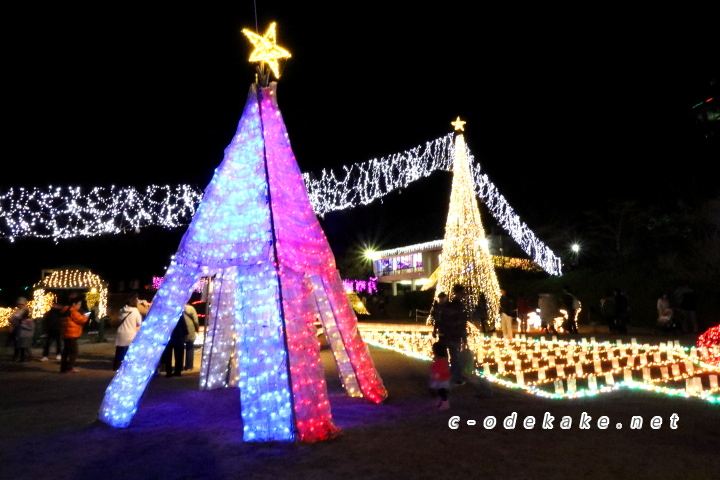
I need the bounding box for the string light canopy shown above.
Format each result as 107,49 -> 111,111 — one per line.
0,184 -> 202,242
423,119 -> 502,326
0,138 -> 562,275
33,268 -> 109,318
98,22 -> 386,443
0,269 -> 107,327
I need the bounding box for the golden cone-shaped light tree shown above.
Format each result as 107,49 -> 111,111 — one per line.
423,118 -> 501,327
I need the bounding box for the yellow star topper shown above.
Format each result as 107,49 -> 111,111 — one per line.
451,116 -> 466,132
242,22 -> 292,80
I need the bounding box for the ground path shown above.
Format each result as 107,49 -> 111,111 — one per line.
1,325 -> 718,480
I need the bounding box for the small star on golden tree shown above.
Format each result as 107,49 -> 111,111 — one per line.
242,22 -> 292,84
451,116 -> 466,132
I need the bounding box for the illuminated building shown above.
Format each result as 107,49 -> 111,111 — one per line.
369,239 -> 541,296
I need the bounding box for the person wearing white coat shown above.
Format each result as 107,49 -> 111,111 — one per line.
183,302 -> 200,371
113,296 -> 143,370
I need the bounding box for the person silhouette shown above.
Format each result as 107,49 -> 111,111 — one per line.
161,314 -> 188,377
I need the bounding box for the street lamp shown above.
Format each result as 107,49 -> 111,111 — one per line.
570,243 -> 580,265
364,249 -> 380,261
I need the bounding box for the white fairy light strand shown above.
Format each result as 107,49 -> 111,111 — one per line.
0,135 -> 561,274
471,165 -> 563,275
302,134 -> 455,216
0,184 -> 203,242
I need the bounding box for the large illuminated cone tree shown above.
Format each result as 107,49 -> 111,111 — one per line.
424,119 -> 501,327
98,25 -> 387,442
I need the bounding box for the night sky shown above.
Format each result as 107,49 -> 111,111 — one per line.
2,3 -> 717,301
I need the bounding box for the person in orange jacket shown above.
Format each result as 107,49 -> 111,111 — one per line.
60,295 -> 88,373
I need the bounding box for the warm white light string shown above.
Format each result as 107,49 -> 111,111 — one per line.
0,135 -> 561,274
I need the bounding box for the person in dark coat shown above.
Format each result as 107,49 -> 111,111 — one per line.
516,293 -> 531,333
679,287 -> 698,333
601,291 -> 616,333
475,294 -> 491,333
433,284 -> 468,385
8,297 -> 29,361
428,292 -> 448,326
161,314 -> 188,377
499,288 -> 517,339
41,301 -> 64,361
613,289 -> 629,334
561,286 -> 579,334
15,309 -> 35,362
